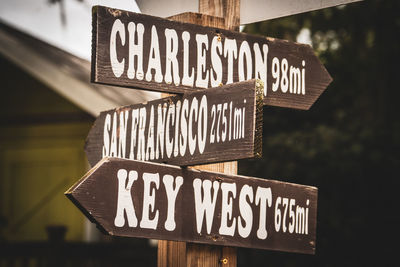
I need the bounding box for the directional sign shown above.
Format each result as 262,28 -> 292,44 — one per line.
135,0 -> 363,25
85,80 -> 263,167
66,157 -> 318,254
92,5 -> 332,110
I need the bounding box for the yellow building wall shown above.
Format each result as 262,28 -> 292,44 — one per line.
0,55 -> 94,241
0,123 -> 92,241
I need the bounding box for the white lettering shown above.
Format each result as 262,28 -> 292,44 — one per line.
221,103 -> 228,142
288,198 -> 295,233
280,59 -> 289,93
164,29 -> 180,86
114,169 -> 138,227
219,182 -> 236,236
254,44 -> 268,96
140,172 -> 160,229
233,108 -> 242,139
110,112 -> 118,157
165,103 -> 175,158
137,107 -> 147,161
224,38 -> 237,84
198,96 -> 207,154
289,66 -> 301,94
238,184 -> 253,238
255,187 -> 272,240
102,114 -> 111,157
188,97 -> 198,155
179,99 -> 189,156
146,26 -> 163,83
274,196 -> 282,232
238,41 -> 252,81
118,111 -> 129,158
195,34 -> 209,88
193,179 -> 219,234
210,36 -> 222,87
163,175 -> 183,231
174,101 -> 181,157
127,22 -> 144,80
129,109 -> 139,160
110,19 -> 125,78
296,204 -> 305,234
181,31 -> 194,86
145,106 -> 155,160
156,103 -> 167,159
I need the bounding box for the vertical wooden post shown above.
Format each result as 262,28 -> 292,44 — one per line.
158,1 -> 240,267
199,0 -> 240,31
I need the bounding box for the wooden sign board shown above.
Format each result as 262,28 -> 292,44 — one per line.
66,157 -> 318,254
85,80 -> 263,167
92,5 -> 332,110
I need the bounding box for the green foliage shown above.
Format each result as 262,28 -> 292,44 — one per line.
238,0 -> 400,265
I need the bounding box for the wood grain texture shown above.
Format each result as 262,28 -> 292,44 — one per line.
65,157 -> 318,254
186,244 -> 222,267
199,0 -> 224,17
91,5 -> 332,110
225,0 -> 240,31
168,12 -> 225,28
164,4 -> 239,267
85,80 -> 263,167
158,241 -> 187,267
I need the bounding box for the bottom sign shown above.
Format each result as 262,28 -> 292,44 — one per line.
66,158 -> 317,254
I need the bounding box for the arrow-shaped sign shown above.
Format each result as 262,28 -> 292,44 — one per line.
66,157 -> 318,254
92,6 -> 332,110
85,79 -> 263,167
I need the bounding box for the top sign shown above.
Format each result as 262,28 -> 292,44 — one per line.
135,0 -> 363,25
92,6 -> 332,110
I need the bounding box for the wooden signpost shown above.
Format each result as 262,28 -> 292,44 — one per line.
66,157 -> 318,254
66,0 -> 361,265
157,4 -> 241,266
85,80 -> 263,167
92,5 -> 332,110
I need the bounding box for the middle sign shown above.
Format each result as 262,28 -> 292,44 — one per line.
92,5 -> 332,110
85,79 -> 263,167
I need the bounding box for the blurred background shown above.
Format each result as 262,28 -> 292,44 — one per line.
0,0 -> 398,266
239,0 -> 399,266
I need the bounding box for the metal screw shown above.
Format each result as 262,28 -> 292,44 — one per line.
220,258 -> 228,265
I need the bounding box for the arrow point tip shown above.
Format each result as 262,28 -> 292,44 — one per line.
327,73 -> 333,84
